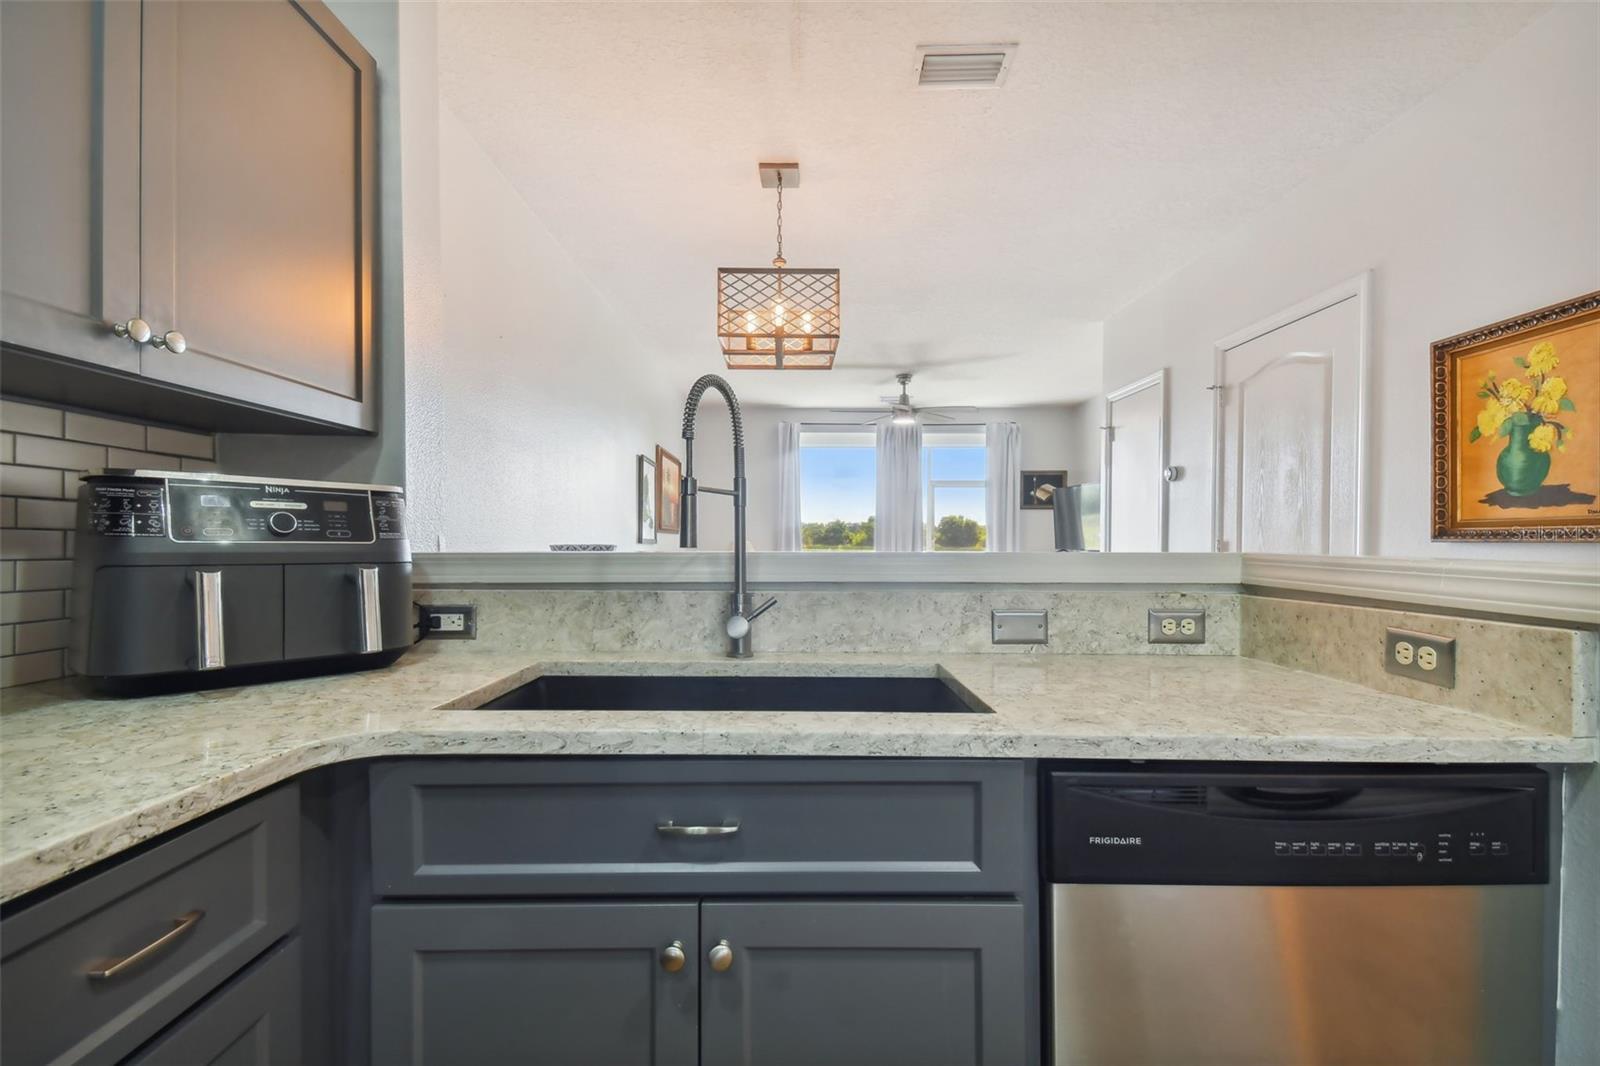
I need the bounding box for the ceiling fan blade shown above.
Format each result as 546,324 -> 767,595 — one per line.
919,411 -> 958,422
922,406 -> 980,414
827,408 -> 892,415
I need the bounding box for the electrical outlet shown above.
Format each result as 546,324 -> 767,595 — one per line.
422,604 -> 477,640
992,610 -> 1048,645
1148,608 -> 1205,645
1385,628 -> 1455,688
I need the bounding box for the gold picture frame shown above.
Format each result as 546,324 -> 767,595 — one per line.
1431,291 -> 1600,541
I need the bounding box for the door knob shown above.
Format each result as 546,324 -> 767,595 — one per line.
708,939 -> 734,973
111,318 -> 152,344
660,940 -> 686,973
151,330 -> 187,354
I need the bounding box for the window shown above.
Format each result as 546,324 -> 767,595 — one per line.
923,428 -> 986,551
798,427 -> 875,550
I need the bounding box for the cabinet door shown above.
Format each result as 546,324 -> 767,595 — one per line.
0,0 -> 141,372
125,938 -> 302,1066
138,0 -> 376,431
700,900 -> 1027,1066
372,902 -> 698,1066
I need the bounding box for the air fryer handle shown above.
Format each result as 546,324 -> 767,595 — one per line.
356,566 -> 383,653
193,569 -> 225,670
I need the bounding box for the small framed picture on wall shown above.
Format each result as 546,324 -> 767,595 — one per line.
1021,470 -> 1068,509
637,454 -> 657,544
656,446 -> 682,534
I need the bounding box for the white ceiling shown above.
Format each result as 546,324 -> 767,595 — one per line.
437,1 -> 1540,409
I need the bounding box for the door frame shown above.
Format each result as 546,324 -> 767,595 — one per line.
1208,271 -> 1372,554
1100,368 -> 1169,552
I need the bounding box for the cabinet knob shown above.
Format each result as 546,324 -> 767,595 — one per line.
111,317 -> 153,344
151,329 -> 187,354
660,940 -> 686,974
708,939 -> 734,973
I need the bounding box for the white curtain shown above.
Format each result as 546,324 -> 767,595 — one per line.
875,421 -> 924,552
777,421 -> 803,551
985,421 -> 1022,552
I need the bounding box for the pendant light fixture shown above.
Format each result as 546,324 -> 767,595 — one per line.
718,163 -> 840,369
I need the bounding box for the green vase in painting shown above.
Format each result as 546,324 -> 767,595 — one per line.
1496,418 -> 1551,497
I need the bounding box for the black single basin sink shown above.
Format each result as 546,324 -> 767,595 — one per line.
477,674 -> 990,713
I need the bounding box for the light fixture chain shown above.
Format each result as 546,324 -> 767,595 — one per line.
774,172 -> 784,266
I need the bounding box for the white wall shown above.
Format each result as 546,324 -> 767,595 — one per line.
690,403 -> 1093,551
394,4 -> 682,552
1101,4 -> 1599,564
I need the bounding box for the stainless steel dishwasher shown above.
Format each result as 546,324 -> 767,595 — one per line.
1045,763 -> 1549,1066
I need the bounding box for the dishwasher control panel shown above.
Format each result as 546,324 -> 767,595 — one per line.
1045,763 -> 1548,887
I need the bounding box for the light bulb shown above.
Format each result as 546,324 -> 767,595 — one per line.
802,311 -> 813,333
744,311 -> 757,333
773,304 -> 785,326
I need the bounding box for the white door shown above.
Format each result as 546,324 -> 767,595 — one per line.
1102,370 -> 1167,552
1214,283 -> 1366,554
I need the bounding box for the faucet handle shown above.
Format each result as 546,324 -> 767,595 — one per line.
725,597 -> 778,639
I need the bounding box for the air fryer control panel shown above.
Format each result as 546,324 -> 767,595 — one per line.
86,478 -> 409,544
166,481 -> 375,543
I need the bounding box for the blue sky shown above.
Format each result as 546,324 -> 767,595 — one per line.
799,445 -> 986,523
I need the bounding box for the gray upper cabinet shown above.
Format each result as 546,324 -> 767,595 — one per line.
699,900 -> 1027,1066
0,0 -> 141,377
0,0 -> 377,435
371,902 -> 700,1066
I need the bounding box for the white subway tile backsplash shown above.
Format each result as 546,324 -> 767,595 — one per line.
0,465 -> 65,498
16,499 -> 76,530
14,618 -> 69,655
0,400 -> 63,438
106,448 -> 180,469
64,412 -> 146,450
146,426 -> 213,460
0,530 -> 65,560
15,560 -> 72,591
0,649 -> 63,687
1,590 -> 64,624
0,397 -> 217,687
14,436 -> 105,471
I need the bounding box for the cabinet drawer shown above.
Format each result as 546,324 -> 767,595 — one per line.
0,786 -> 299,1065
125,937 -> 301,1066
370,759 -> 1026,897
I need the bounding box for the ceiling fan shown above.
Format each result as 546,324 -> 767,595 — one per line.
829,373 -> 980,426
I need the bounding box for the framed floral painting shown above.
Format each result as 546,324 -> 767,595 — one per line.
1431,291 -> 1599,541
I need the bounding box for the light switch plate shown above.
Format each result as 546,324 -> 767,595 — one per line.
1385,628 -> 1456,688
1148,608 -> 1206,645
992,610 -> 1048,645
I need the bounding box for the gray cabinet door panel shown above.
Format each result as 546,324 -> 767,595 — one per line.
371,902 -> 698,1066
699,900 -> 1027,1066
369,759 -> 1027,897
0,786 -> 299,1066
0,0 -> 141,372
126,937 -> 302,1066
138,0 -> 375,431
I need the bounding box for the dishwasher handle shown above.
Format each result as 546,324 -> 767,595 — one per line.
1218,786 -> 1362,812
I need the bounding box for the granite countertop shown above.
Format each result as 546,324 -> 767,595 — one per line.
1,643 -> 1593,902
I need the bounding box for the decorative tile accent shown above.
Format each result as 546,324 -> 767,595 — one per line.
0,399 -> 218,687
1241,594 -> 1596,737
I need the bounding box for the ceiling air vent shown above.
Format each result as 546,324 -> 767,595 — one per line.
915,44 -> 1017,89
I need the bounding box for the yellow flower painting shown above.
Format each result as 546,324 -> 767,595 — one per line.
1433,293 -> 1599,541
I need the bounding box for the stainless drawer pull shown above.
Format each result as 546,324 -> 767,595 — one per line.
193,569 -> 225,670
656,822 -> 740,837
86,910 -> 204,981
356,565 -> 383,654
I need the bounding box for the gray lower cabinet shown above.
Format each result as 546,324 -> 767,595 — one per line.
0,0 -> 377,434
370,902 -> 700,1066
0,786 -> 299,1065
699,900 -> 1026,1066
126,937 -> 302,1066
